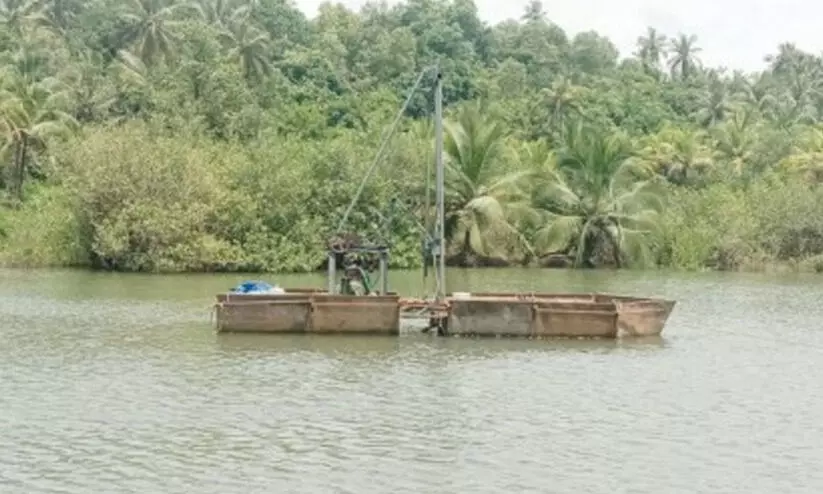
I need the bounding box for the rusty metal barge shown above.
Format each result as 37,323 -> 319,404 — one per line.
212,66 -> 676,338
214,289 -> 675,338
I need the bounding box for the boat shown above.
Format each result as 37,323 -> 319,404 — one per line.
215,289 -> 674,337
215,244 -> 402,335
443,292 -> 675,338
212,67 -> 676,338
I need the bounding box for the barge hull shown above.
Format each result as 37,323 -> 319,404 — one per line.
214,291 -> 675,338
215,293 -> 311,333
310,294 -> 400,334
445,293 -> 675,338
215,293 -> 400,334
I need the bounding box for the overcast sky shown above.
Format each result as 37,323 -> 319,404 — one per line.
292,0 -> 822,72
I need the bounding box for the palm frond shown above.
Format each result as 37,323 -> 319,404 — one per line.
532,213 -> 583,254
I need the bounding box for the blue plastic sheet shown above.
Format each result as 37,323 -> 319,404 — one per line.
229,280 -> 281,294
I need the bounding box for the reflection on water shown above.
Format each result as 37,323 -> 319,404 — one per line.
215,332 -> 668,358
2,267 -> 823,493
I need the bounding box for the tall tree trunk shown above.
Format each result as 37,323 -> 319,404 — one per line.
16,134 -> 28,201
679,164 -> 688,185
11,139 -> 23,201
605,225 -> 623,268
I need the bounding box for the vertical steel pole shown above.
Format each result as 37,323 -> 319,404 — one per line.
327,252 -> 336,294
379,251 -> 388,295
434,68 -> 446,301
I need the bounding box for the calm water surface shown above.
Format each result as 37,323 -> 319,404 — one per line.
2,267 -> 823,493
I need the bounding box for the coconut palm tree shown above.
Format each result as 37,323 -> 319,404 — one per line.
733,72 -> 777,117
218,9 -> 271,82
56,49 -> 117,123
118,0 -> 191,66
540,75 -> 583,133
27,0 -> 82,37
694,70 -> 733,126
668,33 -> 701,80
635,26 -> 667,75
777,124 -> 823,183
0,71 -> 77,200
514,138 -> 555,171
639,124 -> 713,185
193,0 -> 247,28
711,108 -> 757,176
440,101 -> 532,261
766,42 -> 812,77
526,121 -> 665,268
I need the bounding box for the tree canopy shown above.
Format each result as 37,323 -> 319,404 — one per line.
3,0 -> 823,274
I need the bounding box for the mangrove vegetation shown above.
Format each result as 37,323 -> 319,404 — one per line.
3,0 -> 823,273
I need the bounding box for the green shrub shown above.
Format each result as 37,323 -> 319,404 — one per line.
658,182 -> 756,270
657,173 -> 823,271
28,121 -> 429,273
59,123 -> 244,272
0,186 -> 87,267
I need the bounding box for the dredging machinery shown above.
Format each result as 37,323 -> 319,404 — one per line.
213,67 -> 676,338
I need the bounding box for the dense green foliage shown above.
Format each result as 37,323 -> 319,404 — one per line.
4,0 -> 823,273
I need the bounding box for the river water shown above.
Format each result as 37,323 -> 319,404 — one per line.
1,267 -> 823,493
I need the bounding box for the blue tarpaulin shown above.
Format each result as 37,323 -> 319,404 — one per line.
229,280 -> 282,294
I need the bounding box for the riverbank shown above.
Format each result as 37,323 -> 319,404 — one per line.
4,255 -> 823,275
4,156 -> 823,275
4,217 -> 823,275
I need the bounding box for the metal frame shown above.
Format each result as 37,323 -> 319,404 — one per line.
323,64 -> 445,306
326,246 -> 390,295
433,67 -> 446,302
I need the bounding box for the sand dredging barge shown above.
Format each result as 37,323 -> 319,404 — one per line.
213,67 -> 676,338
215,288 -> 675,338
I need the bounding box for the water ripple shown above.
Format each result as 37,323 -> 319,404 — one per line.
3,270 -> 823,493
